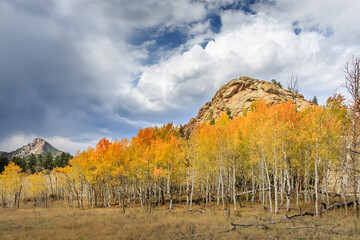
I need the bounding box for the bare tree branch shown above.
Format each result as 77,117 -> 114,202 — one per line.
287,71 -> 299,95
345,56 -> 360,113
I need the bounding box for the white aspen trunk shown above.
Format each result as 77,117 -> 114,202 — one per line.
206,172 -> 209,206
358,173 -> 360,209
80,179 -> 84,209
232,163 -> 237,211
118,186 -> 122,208
108,184 -> 111,208
200,178 -> 204,206
315,158 -> 319,216
326,165 -> 330,206
273,132 -> 278,214
132,186 -> 136,206
283,148 -> 291,212
245,179 -> 249,201
262,162 -> 265,206
158,182 -> 161,205
220,165 -> 225,211
304,169 -> 308,202
251,166 -> 255,202
274,159 -> 278,214
280,169 -> 284,206
190,169 -> 195,211
296,181 -> 299,208
186,169 -> 190,206
139,185 -> 144,209
217,172 -> 221,206
285,169 -> 291,212
179,177 -> 182,205
263,155 -> 272,214
274,166 -> 278,214
342,173 -> 348,215
127,185 -> 131,207
167,176 -> 173,210
91,185 -> 95,208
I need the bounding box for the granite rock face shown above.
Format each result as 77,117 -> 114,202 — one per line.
184,76 -> 312,132
1,138 -> 62,158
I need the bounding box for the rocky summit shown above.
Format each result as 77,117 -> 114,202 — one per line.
184,76 -> 313,132
0,138 -> 62,159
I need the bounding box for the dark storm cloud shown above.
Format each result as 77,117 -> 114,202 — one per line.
5,0 -> 55,17
0,2 -> 106,141
0,0 -> 209,147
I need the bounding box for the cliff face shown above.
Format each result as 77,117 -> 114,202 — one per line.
184,76 -> 312,132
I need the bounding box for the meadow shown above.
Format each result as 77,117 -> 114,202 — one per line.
0,201 -> 359,240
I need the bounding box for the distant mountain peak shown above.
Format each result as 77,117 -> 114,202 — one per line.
0,138 -> 63,159
32,137 -> 44,142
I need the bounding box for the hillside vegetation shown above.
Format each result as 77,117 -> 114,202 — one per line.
1,97 -> 350,215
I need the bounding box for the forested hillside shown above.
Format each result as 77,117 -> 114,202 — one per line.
37,96 -> 345,216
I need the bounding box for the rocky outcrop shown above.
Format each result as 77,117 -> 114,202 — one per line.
184,76 -> 313,132
1,138 -> 62,159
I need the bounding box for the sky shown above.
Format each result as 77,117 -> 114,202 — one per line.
1,0 -> 360,154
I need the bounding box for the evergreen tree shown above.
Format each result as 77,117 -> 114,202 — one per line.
27,154 -> 37,174
42,152 -> 54,170
54,152 -> 72,168
0,157 -> 9,173
11,157 -> 26,172
54,155 -> 62,168
226,107 -> 233,120
179,124 -> 185,138
35,154 -> 43,173
312,96 -> 318,105
271,79 -> 283,88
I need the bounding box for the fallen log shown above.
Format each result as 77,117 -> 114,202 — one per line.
284,199 -> 358,219
231,223 -> 259,227
284,211 -> 314,220
322,200 -> 357,212
231,220 -> 283,230
231,222 -> 270,229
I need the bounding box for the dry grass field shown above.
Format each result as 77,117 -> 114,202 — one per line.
1,201 -> 360,240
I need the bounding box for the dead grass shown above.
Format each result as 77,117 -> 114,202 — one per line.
0,202 -> 359,239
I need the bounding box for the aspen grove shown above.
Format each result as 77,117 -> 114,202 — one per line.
2,96 -> 354,216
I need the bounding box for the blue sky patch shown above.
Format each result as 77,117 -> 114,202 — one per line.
129,27 -> 189,65
208,14 -> 222,33
220,0 -> 258,15
309,25 -> 334,38
292,21 -> 301,35
294,28 -> 302,35
130,27 -> 188,50
200,38 -> 215,49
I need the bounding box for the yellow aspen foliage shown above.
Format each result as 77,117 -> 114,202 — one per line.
38,97 -> 348,215
0,162 -> 23,208
28,172 -> 47,197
